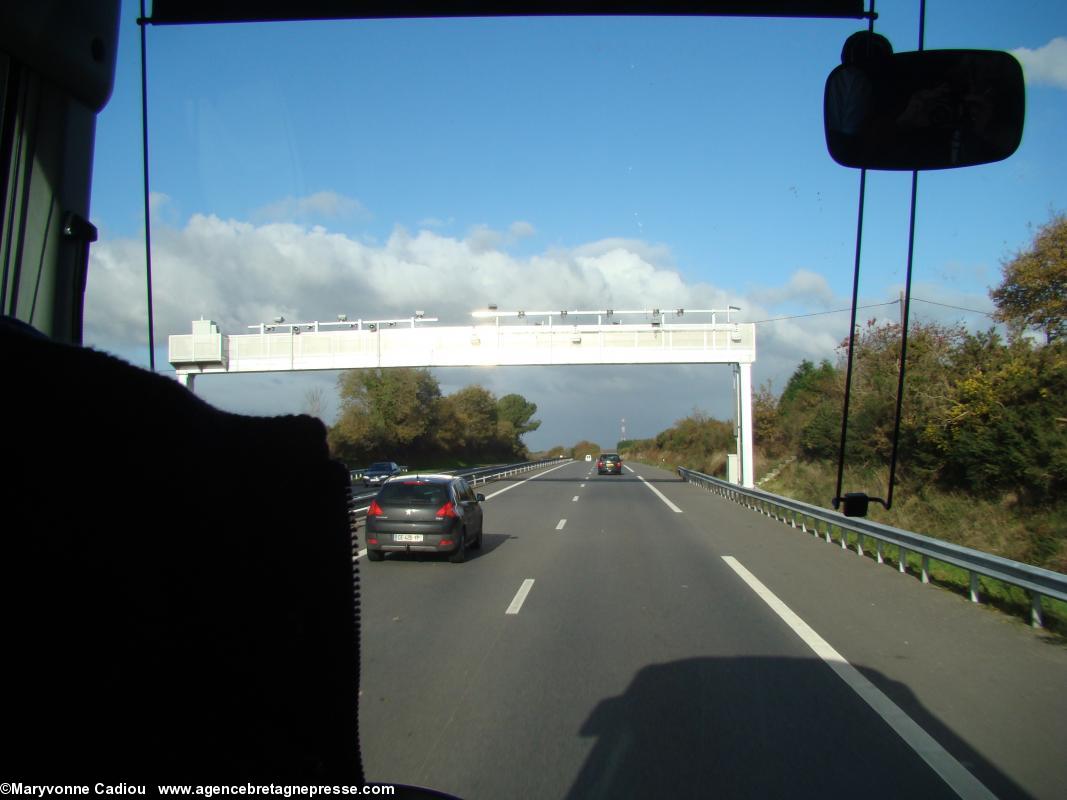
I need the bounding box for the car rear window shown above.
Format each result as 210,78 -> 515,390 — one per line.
369,462 -> 393,470
602,454 -> 619,460
377,482 -> 448,506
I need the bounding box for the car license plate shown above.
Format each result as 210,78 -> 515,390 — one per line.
394,533 -> 423,543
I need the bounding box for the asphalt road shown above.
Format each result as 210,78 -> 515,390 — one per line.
357,460 -> 1067,800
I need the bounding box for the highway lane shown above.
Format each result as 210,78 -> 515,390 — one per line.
357,460 -> 1067,800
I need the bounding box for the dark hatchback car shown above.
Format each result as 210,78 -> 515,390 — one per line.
597,453 -> 623,475
362,461 -> 403,487
364,475 -> 485,563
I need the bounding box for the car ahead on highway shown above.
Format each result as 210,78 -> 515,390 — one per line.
364,475 -> 485,563
597,453 -> 623,475
362,461 -> 404,487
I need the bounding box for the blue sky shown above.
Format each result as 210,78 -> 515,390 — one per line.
84,2 -> 1067,451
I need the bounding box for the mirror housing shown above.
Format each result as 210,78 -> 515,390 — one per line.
825,45 -> 1024,171
476,493 -> 486,502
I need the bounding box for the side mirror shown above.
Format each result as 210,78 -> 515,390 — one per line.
476,493 -> 486,502
825,48 -> 1024,170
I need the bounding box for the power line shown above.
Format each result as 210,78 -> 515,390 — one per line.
752,302 -> 897,325
752,296 -> 995,325
911,296 -> 995,317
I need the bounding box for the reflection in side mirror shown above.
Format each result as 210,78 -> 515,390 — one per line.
476,493 -> 486,502
825,49 -> 1024,171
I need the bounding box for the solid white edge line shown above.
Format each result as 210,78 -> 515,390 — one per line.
556,519 -> 567,530
356,548 -> 367,560
506,578 -> 536,615
637,475 -> 683,513
484,460 -> 574,500
721,556 -> 996,800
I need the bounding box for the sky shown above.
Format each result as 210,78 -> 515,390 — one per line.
84,1 -> 1067,452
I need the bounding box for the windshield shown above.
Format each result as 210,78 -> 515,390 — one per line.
80,4 -> 1067,799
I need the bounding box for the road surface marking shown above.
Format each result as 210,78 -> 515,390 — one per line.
722,556 -> 996,800
638,475 -> 683,513
506,579 -> 536,615
624,464 -> 635,473
580,483 -> 586,488
572,495 -> 580,502
484,460 -> 573,500
556,519 -> 567,530
355,548 -> 367,560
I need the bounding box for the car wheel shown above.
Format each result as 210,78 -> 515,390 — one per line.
365,548 -> 384,562
472,526 -> 483,550
449,529 -> 467,563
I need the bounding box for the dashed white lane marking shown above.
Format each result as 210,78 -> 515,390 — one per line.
637,475 -> 683,513
356,548 -> 367,560
580,483 -> 586,488
484,460 -> 574,500
624,465 -> 635,473
572,495 -> 580,502
556,519 -> 567,530
722,556 -> 996,800
506,579 -> 536,615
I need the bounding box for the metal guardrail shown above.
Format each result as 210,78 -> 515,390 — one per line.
458,457 -> 570,487
678,466 -> 1067,629
349,457 -> 570,506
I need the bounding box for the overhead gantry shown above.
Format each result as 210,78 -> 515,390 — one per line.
169,308 -> 757,487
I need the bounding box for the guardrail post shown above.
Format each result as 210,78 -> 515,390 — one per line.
898,547 -> 908,574
856,532 -> 864,556
840,527 -> 848,550
824,522 -> 832,544
876,539 -> 884,564
1030,592 -> 1044,629
969,572 -> 980,603
921,555 -> 930,584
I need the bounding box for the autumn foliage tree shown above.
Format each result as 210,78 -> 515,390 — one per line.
328,368 -> 541,465
992,212 -> 1067,343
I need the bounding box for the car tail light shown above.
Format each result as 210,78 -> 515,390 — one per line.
435,500 -> 458,519
366,537 -> 378,545
597,460 -> 604,468
367,499 -> 384,518
439,539 -> 454,547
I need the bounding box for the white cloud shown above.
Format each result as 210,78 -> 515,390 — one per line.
509,220 -> 536,238
252,191 -> 368,223
1012,37 -> 1067,90
149,192 -> 171,215
749,269 -> 838,309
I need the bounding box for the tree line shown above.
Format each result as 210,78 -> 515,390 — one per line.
756,212 -> 1066,508
327,368 -> 540,467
